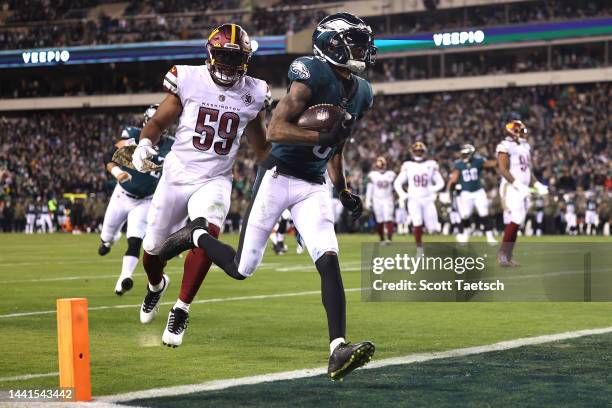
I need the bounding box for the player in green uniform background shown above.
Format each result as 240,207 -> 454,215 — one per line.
446,144 -> 498,243
99,104 -> 174,295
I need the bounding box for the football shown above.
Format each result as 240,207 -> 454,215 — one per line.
297,103 -> 347,131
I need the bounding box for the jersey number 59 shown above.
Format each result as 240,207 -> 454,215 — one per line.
193,107 -> 240,155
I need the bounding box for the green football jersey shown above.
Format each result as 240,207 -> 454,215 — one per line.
115,127 -> 174,198
453,155 -> 485,192
265,55 -> 374,183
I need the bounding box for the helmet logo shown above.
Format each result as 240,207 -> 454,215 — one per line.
290,60 -> 310,79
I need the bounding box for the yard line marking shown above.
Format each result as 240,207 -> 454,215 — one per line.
0,288 -> 363,319
0,259 -> 119,268
0,372 -> 58,382
0,261 -> 307,284
98,326 -> 612,404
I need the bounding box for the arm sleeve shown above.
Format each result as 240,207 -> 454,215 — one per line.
432,170 -> 445,193
365,179 -> 373,205
394,170 -> 408,196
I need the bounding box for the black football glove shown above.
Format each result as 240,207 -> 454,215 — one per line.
318,113 -> 354,148
339,189 -> 363,221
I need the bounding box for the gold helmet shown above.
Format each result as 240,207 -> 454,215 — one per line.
374,156 -> 387,170
505,120 -> 527,140
411,141 -> 427,161
206,24 -> 252,86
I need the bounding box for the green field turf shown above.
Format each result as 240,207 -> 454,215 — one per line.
127,332 -> 612,408
0,233 -> 611,404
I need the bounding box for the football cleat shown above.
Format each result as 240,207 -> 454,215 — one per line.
486,232 -> 498,245
114,276 -> 134,296
140,274 -> 170,324
328,341 -> 375,381
416,246 -> 425,257
162,308 -> 189,348
98,241 -> 111,256
456,233 -> 468,243
159,218 -> 209,261
497,251 -> 520,267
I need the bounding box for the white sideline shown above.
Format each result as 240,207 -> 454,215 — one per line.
0,372 -> 59,382
0,288 -> 362,319
91,326 -> 612,404
3,326 -> 612,408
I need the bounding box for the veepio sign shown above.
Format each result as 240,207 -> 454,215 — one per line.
433,30 -> 485,47
22,50 -> 70,64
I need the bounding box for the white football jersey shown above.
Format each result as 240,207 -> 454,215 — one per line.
367,170 -> 396,201
394,159 -> 443,199
162,64 -> 269,184
495,137 -> 531,186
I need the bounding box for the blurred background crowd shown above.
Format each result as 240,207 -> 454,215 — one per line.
1,82 -> 609,234
0,0 -> 609,235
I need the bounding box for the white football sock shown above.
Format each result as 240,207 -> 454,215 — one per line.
121,255 -> 138,278
174,299 -> 190,313
270,233 -> 278,245
330,337 -> 346,355
149,276 -> 165,292
192,229 -> 208,245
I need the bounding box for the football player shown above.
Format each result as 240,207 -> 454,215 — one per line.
269,210 -> 291,254
394,142 -> 444,256
446,144 -> 497,244
159,13 -> 376,380
496,120 -> 548,266
131,24 -> 270,347
585,195 -> 599,235
365,156 -> 396,243
99,105 -> 173,296
25,200 -> 36,234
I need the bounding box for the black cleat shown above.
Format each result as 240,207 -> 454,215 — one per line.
115,277 -> 134,296
98,241 -> 111,256
159,218 -> 209,261
162,308 -> 189,347
273,241 -> 286,255
328,341 -> 375,381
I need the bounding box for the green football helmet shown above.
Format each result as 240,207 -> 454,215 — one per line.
312,12 -> 376,74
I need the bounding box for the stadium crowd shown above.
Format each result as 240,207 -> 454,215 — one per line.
0,0 -> 609,50
0,82 -> 609,234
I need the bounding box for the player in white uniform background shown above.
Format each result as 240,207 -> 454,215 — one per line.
585,196 -> 599,235
564,196 -> 577,235
496,120 -> 548,266
365,156 -> 396,243
130,23 -> 270,347
394,142 -> 444,256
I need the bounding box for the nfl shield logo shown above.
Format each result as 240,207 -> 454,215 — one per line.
218,95 -> 225,102
316,109 -> 329,121
242,93 -> 253,106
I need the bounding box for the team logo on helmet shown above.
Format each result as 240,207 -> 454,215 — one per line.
290,60 -> 310,79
